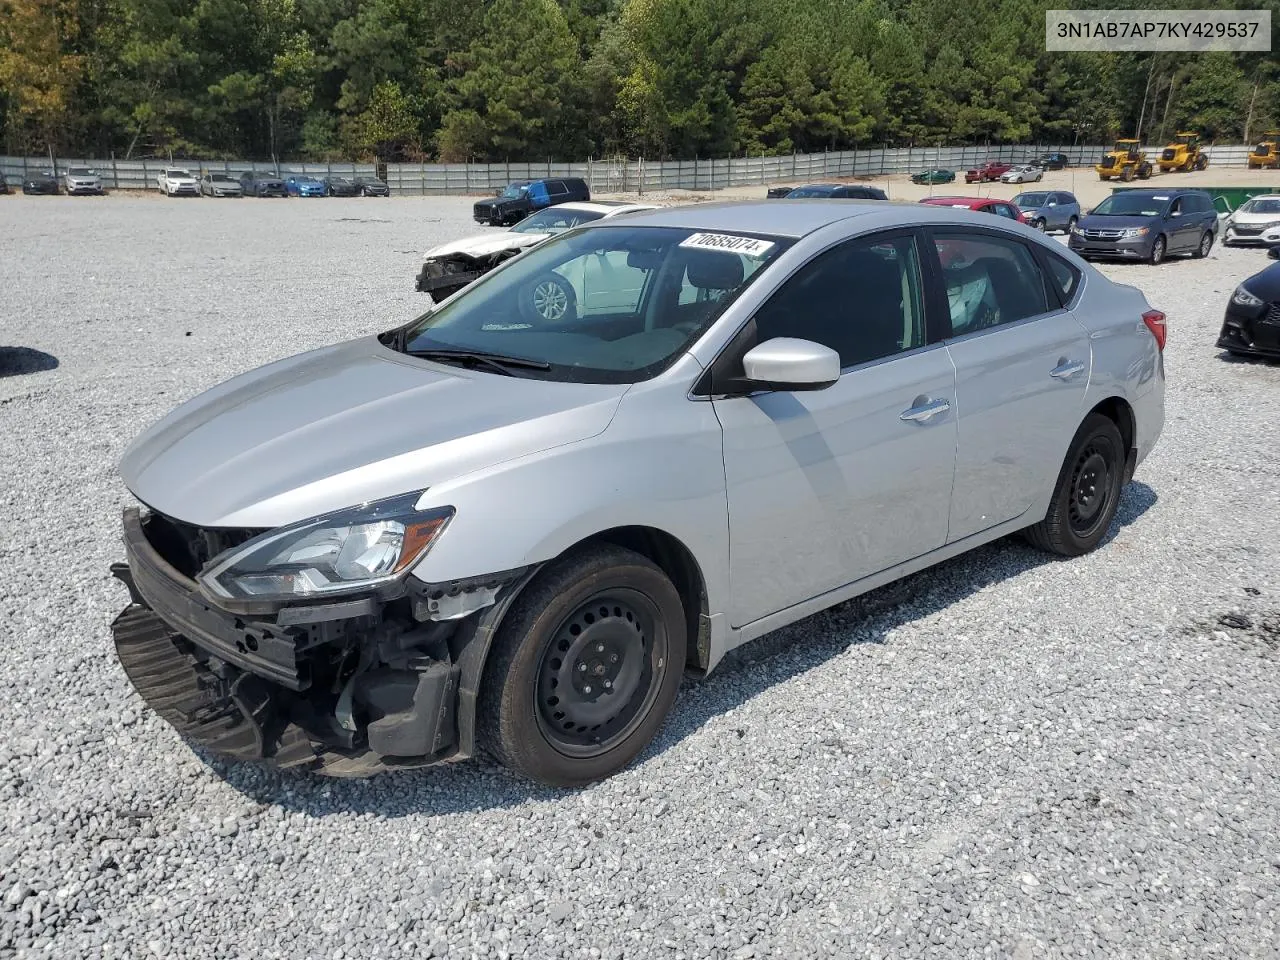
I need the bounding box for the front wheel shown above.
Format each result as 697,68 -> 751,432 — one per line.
521,272 -> 577,323
1023,413 -> 1125,557
1032,218 -> 1046,232
1148,235 -> 1166,265
1193,231 -> 1213,259
478,545 -> 687,786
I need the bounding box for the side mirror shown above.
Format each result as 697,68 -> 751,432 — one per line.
741,338 -> 841,391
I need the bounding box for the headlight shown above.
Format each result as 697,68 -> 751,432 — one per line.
1120,227 -> 1149,239
1232,285 -> 1264,308
197,493 -> 453,602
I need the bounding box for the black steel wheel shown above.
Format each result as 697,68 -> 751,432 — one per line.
478,544 -> 686,787
1023,413 -> 1125,556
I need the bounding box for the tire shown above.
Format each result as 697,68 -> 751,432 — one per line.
521,272 -> 577,323
477,545 -> 687,786
1121,165 -> 1135,182
427,284 -> 464,304
1193,231 -> 1213,259
1148,235 -> 1166,265
1195,155 -> 1208,171
1032,218 -> 1046,232
1023,413 -> 1125,557
1137,163 -> 1152,180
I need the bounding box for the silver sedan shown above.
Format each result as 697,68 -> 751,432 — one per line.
111,201 -> 1166,786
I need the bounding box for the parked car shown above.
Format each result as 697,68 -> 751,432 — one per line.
284,174 -> 326,198
1011,191 -> 1081,234
21,171 -> 60,195
911,169 -> 955,185
918,196 -> 1026,223
416,201 -> 658,302
64,167 -> 105,195
1035,153 -> 1070,170
773,183 -> 889,200
110,200 -> 1165,787
353,175 -> 390,197
964,162 -> 1012,184
157,168 -> 200,197
322,176 -> 360,197
1218,256 -> 1280,359
1222,195 -> 1280,247
199,172 -> 243,198
1069,189 -> 1218,265
1000,164 -> 1044,184
473,177 -> 591,226
1262,223 -> 1280,249
239,171 -> 288,198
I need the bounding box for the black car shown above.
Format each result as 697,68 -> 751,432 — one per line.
1069,188 -> 1218,265
353,176 -> 390,197
323,176 -> 360,197
473,177 -> 589,226
770,182 -> 888,201
1035,153 -> 1070,170
238,171 -> 288,197
1218,250 -> 1280,359
22,171 -> 60,195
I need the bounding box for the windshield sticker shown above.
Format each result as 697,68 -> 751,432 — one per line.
679,233 -> 776,258
1152,195 -> 1169,200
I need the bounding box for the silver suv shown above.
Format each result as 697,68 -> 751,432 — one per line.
63,167 -> 104,195
112,202 -> 1166,786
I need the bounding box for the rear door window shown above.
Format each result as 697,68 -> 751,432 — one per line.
931,232 -> 1051,336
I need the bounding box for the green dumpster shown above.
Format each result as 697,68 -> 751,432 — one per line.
1112,184 -> 1279,214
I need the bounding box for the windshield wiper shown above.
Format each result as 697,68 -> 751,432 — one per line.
404,347 -> 552,375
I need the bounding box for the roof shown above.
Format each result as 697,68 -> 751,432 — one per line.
583,199 -> 1007,239
919,196 -> 995,206
553,201 -> 656,216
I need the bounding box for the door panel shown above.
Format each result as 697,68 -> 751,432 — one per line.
715,348 -> 957,626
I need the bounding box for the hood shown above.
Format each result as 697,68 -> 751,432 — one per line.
120,336 -> 628,528
424,231 -> 546,260
1077,214 -> 1160,231
1240,262 -> 1280,301
1229,209 -> 1280,226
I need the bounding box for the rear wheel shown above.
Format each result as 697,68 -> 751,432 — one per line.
1137,163 -> 1152,180
1148,235 -> 1166,265
1193,231 -> 1213,259
521,273 -> 577,323
1023,413 -> 1125,557
478,545 -> 686,786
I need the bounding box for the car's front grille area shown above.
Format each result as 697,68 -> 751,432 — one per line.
1232,224 -> 1265,236
142,512 -> 266,579
1266,302 -> 1280,324
1082,228 -> 1125,240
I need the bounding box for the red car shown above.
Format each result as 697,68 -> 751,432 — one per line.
964,162 -> 1012,183
918,195 -> 1027,223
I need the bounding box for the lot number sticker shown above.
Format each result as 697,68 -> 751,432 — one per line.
679,233 -> 776,258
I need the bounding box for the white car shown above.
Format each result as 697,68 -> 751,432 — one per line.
1223,195 -> 1280,246
156,168 -> 199,197
414,201 -> 658,302
1000,164 -> 1045,184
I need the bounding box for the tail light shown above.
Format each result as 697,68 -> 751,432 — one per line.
1142,309 -> 1167,351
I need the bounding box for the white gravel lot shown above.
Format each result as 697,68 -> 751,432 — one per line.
1,194 -> 1279,960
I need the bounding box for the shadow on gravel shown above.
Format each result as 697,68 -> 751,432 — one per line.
214,481 -> 1158,818
1216,349 -> 1280,367
0,346 -> 58,377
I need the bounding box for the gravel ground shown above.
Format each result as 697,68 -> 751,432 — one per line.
1,195 -> 1278,960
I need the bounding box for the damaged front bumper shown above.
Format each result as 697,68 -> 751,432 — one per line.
110,507 -> 526,776
414,258 -> 487,294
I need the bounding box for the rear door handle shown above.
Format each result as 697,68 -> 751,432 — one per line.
1049,360 -> 1085,380
900,398 -> 951,422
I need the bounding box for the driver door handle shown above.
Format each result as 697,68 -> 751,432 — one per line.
900,398 -> 951,422
1049,360 -> 1085,380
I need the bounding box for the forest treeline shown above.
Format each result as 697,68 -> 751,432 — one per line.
2,0 -> 1278,162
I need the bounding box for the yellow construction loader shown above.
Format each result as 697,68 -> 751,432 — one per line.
1095,139 -> 1152,181
1157,132 -> 1209,173
1248,132 -> 1280,170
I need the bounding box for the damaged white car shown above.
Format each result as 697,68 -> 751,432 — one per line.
415,201 -> 657,304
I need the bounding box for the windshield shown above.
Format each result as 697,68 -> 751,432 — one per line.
1091,194 -> 1167,217
167,170 -> 191,178
510,208 -> 605,234
394,225 -> 790,383
787,186 -> 836,198
211,174 -> 235,182
68,168 -> 94,176
501,184 -> 529,199
1176,135 -> 1196,144
1240,198 -> 1280,214
1113,142 -> 1135,153
1013,193 -> 1050,207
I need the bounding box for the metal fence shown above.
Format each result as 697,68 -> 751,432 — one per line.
1,143 -> 1266,196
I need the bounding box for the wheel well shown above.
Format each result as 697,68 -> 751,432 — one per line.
577,527 -> 710,673
1089,396 -> 1136,480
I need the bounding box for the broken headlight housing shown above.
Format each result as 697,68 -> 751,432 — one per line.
197,493 -> 453,602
